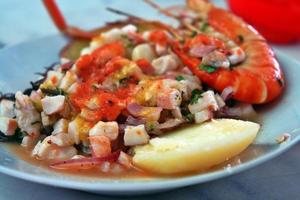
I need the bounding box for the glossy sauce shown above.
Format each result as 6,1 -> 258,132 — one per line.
6,135 -> 275,180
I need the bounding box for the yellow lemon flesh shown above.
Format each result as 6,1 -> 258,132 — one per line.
133,119 -> 260,174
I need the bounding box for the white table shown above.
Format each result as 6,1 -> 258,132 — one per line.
0,0 -> 299,199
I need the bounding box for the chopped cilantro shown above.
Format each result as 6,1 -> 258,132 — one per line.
237,34 -> 244,43
148,124 -> 155,132
41,87 -> 66,96
190,89 -> 203,104
175,75 -> 185,81
200,22 -> 209,32
185,113 -> 195,122
121,35 -> 134,49
181,107 -> 195,122
200,64 -> 217,73
190,31 -> 198,38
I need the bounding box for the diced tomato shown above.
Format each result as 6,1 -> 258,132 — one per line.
149,30 -> 169,46
136,59 -> 155,75
91,42 -> 125,66
76,54 -> 94,80
103,57 -> 129,76
76,54 -> 93,70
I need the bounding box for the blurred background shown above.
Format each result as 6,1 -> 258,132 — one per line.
0,0 -> 299,200
0,0 -> 299,58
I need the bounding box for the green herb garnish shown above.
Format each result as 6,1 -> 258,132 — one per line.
190,31 -> 198,38
41,87 -> 66,96
200,64 -> 217,73
185,113 -> 195,122
175,75 -> 185,81
200,22 -> 209,32
190,89 -> 203,104
121,35 -> 134,49
148,124 -> 155,132
181,106 -> 195,122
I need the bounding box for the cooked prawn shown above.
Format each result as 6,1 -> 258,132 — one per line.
172,0 -> 284,104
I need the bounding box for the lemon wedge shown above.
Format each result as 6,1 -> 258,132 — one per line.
133,119 -> 259,174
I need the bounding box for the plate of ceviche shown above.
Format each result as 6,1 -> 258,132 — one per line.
0,0 -> 299,195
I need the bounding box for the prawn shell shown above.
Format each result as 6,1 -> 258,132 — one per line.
183,0 -> 284,104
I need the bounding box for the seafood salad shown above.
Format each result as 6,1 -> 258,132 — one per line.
0,0 -> 284,176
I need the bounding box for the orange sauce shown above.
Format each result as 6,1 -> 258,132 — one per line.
5,139 -> 275,180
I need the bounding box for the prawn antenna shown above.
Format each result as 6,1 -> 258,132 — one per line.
143,0 -> 180,20
106,7 -> 144,21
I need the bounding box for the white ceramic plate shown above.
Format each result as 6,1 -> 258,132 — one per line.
0,35 -> 300,195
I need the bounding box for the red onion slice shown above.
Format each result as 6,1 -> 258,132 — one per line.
189,44 -> 216,58
221,87 -> 234,101
50,151 -> 121,170
127,103 -> 162,121
126,115 -> 146,126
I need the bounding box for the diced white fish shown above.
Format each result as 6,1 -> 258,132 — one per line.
15,91 -> 41,136
60,57 -> 71,65
41,95 -> 65,115
188,90 -> 219,114
155,43 -> 168,56
228,47 -> 246,65
0,99 -> 15,118
52,118 -> 69,135
152,54 -> 179,75
21,135 -> 39,148
68,119 -> 80,145
117,151 -> 133,169
194,109 -> 213,124
202,50 -> 230,69
59,71 -> 78,91
179,79 -> 202,100
67,82 -> 79,94
124,124 -> 150,146
89,121 -> 119,141
132,43 -> 156,62
32,136 -> 77,160
121,24 -> 137,33
41,111 -> 56,126
51,132 -> 74,147
45,70 -> 64,87
0,117 -> 17,136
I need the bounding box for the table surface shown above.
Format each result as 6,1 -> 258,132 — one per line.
0,0 -> 299,200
